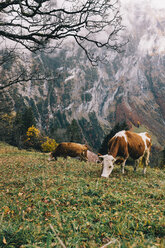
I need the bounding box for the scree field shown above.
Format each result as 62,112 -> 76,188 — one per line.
0,142 -> 165,248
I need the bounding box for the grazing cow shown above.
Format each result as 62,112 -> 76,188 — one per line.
49,142 -> 88,161
100,130 -> 151,178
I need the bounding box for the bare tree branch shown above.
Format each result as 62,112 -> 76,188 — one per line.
0,0 -> 126,63
0,0 -> 127,90
0,49 -> 50,91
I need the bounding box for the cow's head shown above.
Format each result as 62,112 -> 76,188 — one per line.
99,155 -> 116,178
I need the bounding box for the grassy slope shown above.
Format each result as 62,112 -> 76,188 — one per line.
0,142 -> 165,248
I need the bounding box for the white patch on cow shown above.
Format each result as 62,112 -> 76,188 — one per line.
100,155 -> 116,178
48,153 -> 54,161
114,130 -> 128,143
139,132 -> 150,150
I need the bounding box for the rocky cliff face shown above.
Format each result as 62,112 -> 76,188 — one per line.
1,1 -> 165,150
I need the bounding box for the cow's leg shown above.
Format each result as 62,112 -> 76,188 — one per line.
143,149 -> 150,175
48,153 -> 57,161
79,153 -> 87,161
133,158 -> 140,172
121,160 -> 126,174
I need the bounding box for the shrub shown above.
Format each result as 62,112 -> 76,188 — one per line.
24,126 -> 58,152
41,137 -> 58,152
26,125 -> 40,138
24,125 -> 44,150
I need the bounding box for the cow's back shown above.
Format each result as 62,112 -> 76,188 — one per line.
108,131 -> 151,160
125,131 -> 150,159
52,142 -> 87,159
62,142 -> 87,155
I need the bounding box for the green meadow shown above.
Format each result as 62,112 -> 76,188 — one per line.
0,142 -> 165,247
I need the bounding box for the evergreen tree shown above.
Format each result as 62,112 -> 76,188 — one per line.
0,112 -> 15,143
0,107 -> 36,147
99,121 -> 129,155
66,119 -> 84,143
11,112 -> 24,147
22,107 -> 36,133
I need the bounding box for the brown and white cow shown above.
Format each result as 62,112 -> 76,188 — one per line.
100,130 -> 151,178
49,142 -> 88,161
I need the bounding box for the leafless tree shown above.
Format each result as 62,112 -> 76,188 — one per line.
0,48 -> 49,90
0,0 -> 126,62
0,0 -> 126,90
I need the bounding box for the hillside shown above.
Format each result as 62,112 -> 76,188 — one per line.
0,143 -> 165,247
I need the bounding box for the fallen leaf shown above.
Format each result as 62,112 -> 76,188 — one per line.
3,236 -> 7,244
109,221 -> 113,229
4,206 -> 10,214
18,192 -> 23,197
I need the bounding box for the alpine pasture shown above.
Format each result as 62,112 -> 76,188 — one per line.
0,142 -> 164,247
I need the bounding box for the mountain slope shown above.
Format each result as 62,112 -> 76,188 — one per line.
1,2 -> 165,150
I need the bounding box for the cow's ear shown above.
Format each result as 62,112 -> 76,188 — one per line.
99,154 -> 106,158
98,155 -> 105,162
